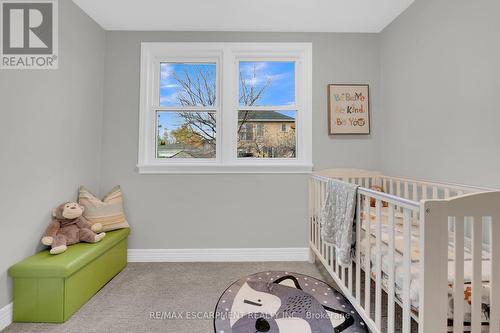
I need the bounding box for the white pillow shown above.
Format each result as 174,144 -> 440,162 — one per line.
78,186 -> 129,231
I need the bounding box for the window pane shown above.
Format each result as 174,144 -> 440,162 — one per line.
237,111 -> 296,158
160,63 -> 216,107
239,61 -> 295,106
157,111 -> 216,159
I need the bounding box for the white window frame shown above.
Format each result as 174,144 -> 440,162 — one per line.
138,42 -> 312,174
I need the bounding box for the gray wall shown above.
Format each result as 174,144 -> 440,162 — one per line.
379,0 -> 500,187
100,32 -> 380,249
0,1 -> 105,309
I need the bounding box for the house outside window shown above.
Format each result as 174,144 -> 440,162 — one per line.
237,111 -> 295,158
138,43 -> 312,174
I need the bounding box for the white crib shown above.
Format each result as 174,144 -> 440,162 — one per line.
309,169 -> 500,333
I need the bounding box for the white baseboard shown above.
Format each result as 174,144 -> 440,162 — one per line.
128,248 -> 310,262
0,303 -> 12,332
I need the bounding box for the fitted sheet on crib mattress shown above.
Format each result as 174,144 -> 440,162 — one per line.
359,209 -> 491,323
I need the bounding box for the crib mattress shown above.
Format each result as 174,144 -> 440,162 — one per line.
359,208 -> 491,323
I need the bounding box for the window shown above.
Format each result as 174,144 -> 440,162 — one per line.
157,63 -> 217,159
256,123 -> 264,137
239,123 -> 254,142
138,43 -> 312,173
237,61 -> 297,159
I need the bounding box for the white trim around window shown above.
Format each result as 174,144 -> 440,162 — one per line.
138,42 -> 312,174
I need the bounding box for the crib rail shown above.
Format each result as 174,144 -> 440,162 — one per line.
377,175 -> 493,202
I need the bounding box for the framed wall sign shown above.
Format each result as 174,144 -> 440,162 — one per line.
328,84 -> 370,135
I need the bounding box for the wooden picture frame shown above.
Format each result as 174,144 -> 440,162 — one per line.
327,84 -> 370,135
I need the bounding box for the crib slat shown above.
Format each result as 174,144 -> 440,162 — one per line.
316,180 -> 320,250
323,237 -> 326,260
319,182 -> 323,255
322,236 -> 326,259
312,180 -> 316,247
308,179 -> 315,245
453,217 -> 464,333
335,246 -> 339,276
404,182 -> 409,199
422,184 -> 427,200
375,199 -> 382,330
330,245 -> 335,273
347,260 -> 353,295
312,180 -> 317,248
491,216 -> 500,333
402,208 -> 412,333
341,265 -> 346,287
432,186 -> 438,199
387,204 -> 396,333
444,188 -> 450,199
364,197 -> 371,315
348,259 -> 353,292
356,193 -> 361,303
397,180 -> 401,197
471,217 -> 482,333
412,183 -> 418,201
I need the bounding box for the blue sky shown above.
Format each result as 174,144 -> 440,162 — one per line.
159,61 -> 295,107
239,61 -> 295,106
275,111 -> 296,118
160,63 -> 216,107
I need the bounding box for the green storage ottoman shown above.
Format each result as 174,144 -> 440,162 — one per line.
8,228 -> 130,323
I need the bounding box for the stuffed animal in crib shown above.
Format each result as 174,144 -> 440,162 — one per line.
370,185 -> 389,208
41,202 -> 106,254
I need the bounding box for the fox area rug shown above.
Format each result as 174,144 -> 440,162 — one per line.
214,271 -> 368,333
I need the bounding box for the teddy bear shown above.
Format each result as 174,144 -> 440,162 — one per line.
41,202 -> 106,254
370,185 -> 389,208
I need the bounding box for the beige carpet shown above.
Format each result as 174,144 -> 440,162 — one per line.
4,262 -> 328,333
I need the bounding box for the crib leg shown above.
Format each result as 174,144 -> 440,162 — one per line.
308,248 -> 316,264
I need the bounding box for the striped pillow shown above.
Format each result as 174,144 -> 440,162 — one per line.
78,186 -> 129,231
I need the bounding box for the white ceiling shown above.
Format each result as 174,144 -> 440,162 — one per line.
72,0 -> 414,32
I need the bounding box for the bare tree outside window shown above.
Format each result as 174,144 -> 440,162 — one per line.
157,61 -> 296,159
172,64 -> 270,140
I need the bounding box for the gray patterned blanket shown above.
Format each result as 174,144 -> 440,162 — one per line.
320,179 -> 358,266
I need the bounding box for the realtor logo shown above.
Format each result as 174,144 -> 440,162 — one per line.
1,0 -> 58,69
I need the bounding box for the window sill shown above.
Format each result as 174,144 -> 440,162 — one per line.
136,163 -> 313,174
